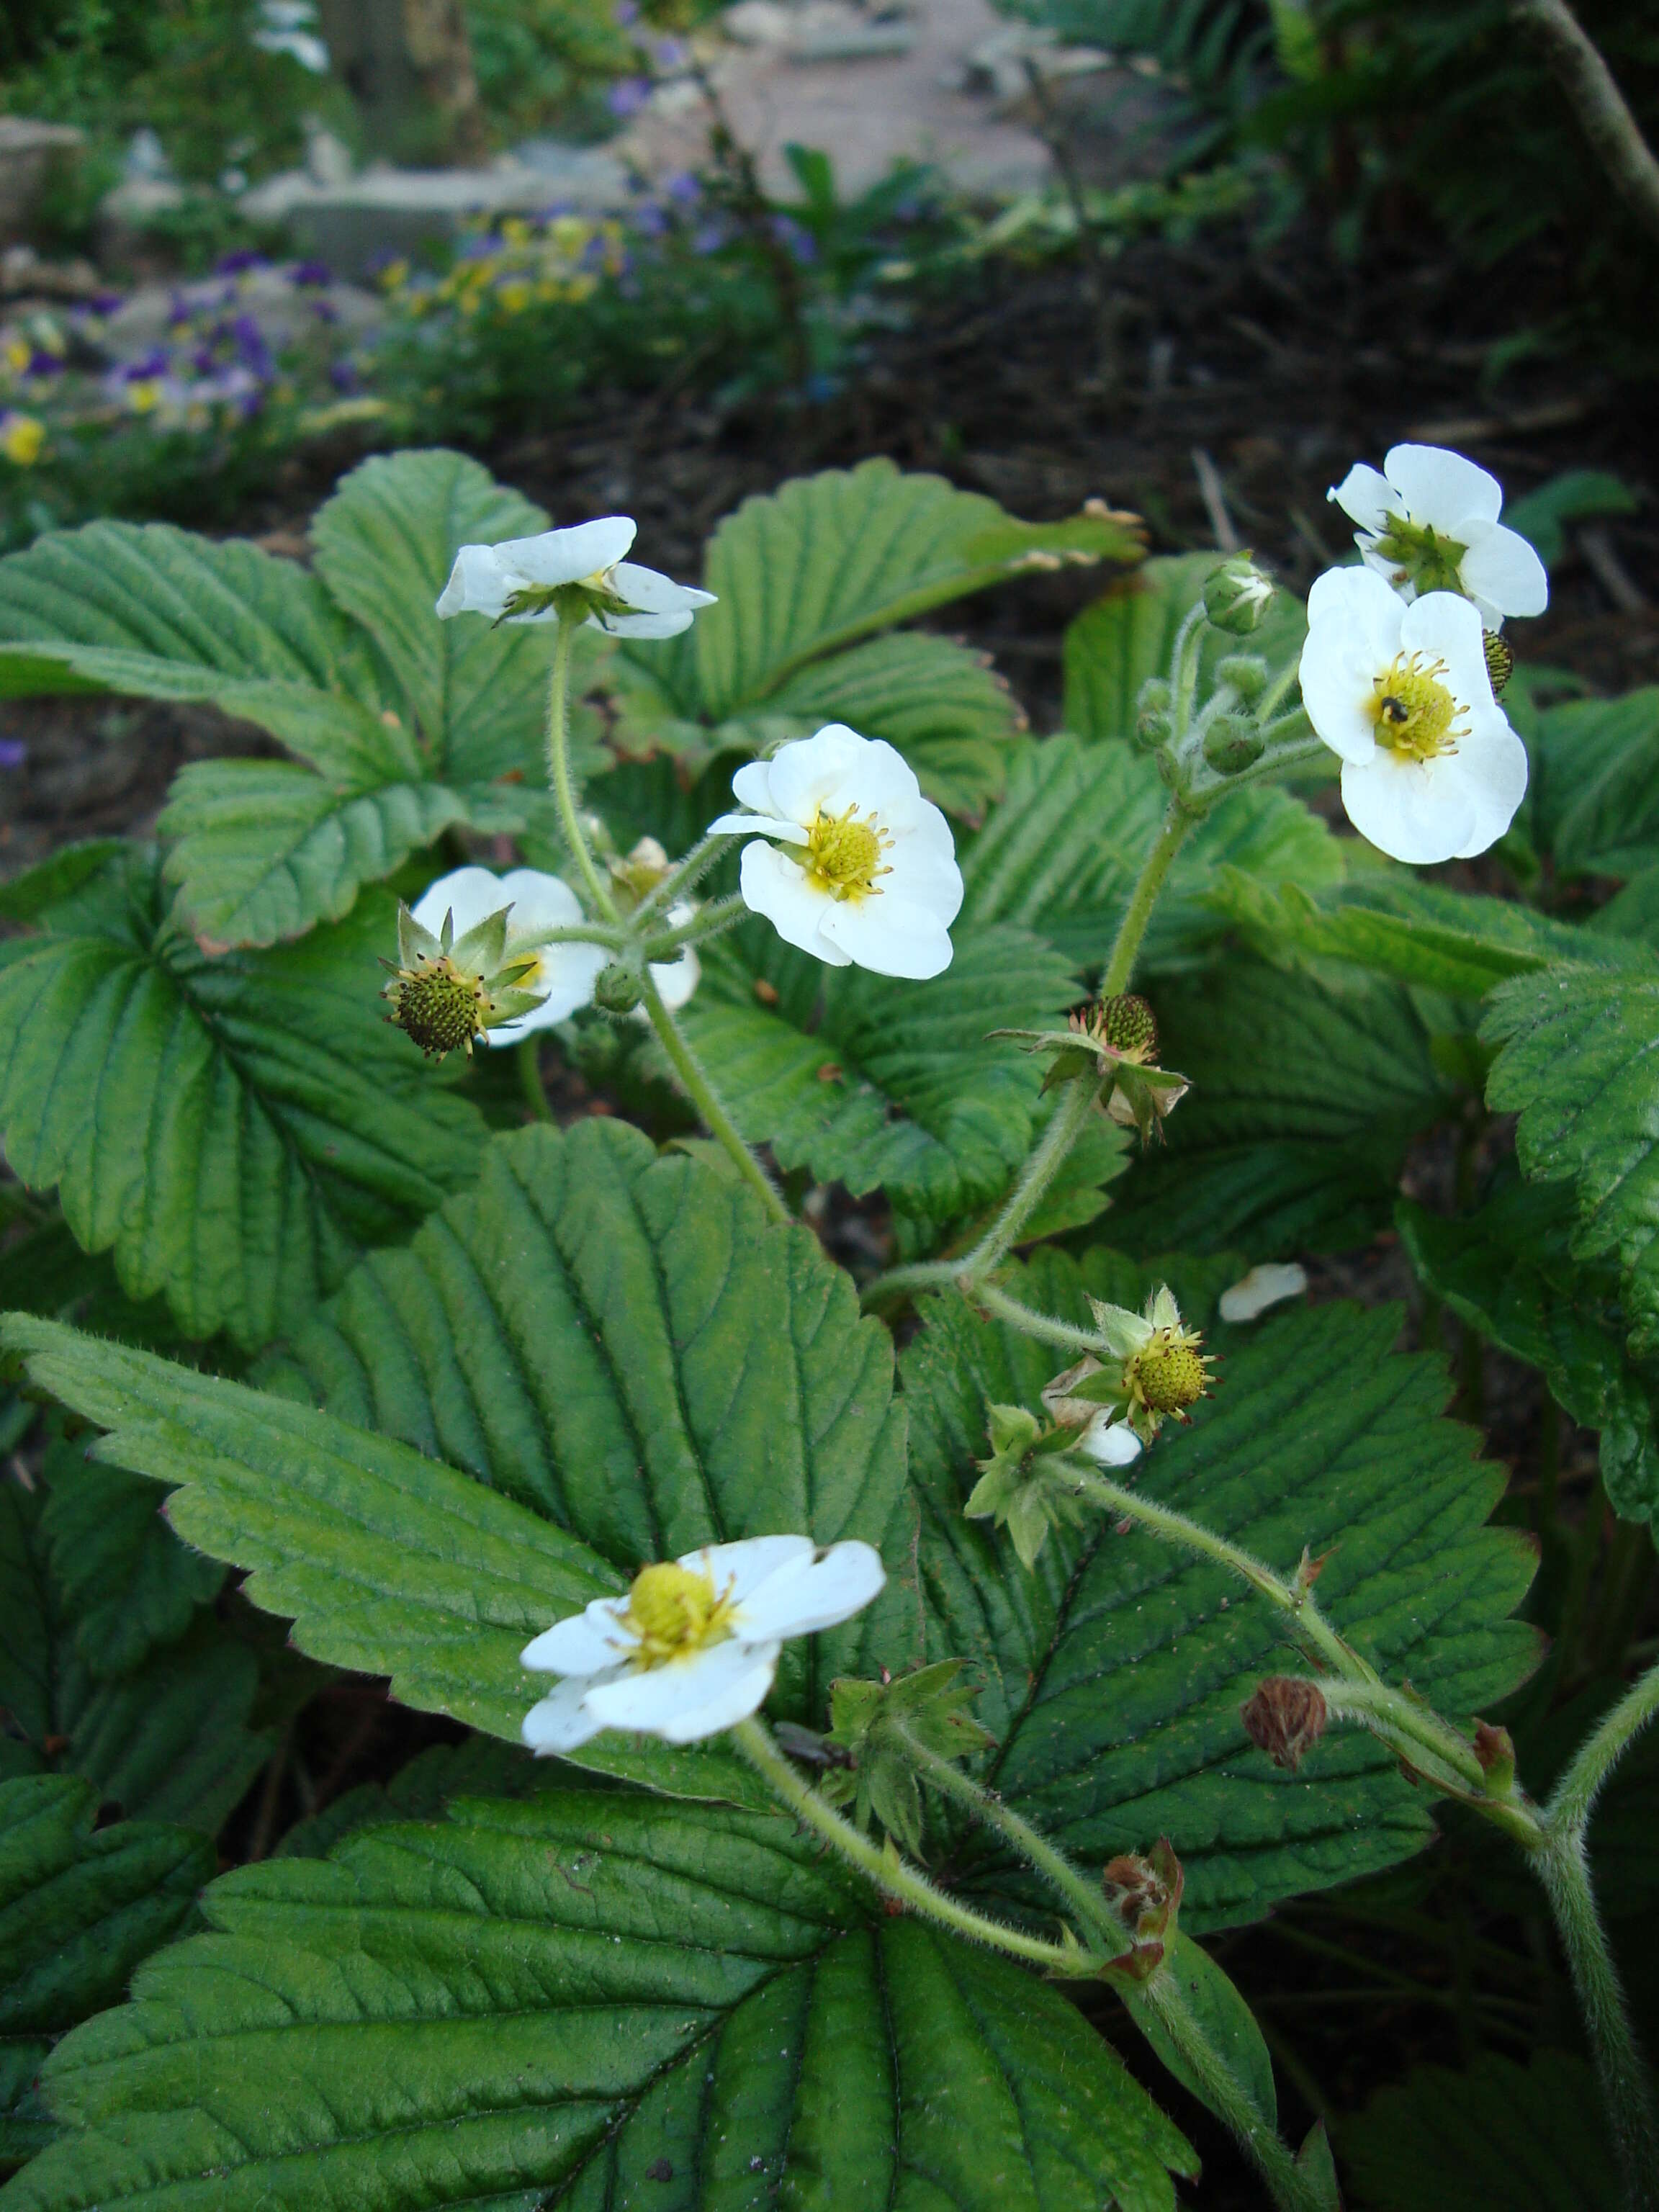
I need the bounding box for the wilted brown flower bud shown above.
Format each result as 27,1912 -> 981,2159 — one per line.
1241,1676 -> 1328,1771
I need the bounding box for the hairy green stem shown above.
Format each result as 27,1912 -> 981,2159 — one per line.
1548,1658 -> 1659,1839
973,1282 -> 1102,1355
732,1715 -> 1088,1973
1534,1830 -> 1659,2211
1167,602 -> 1210,745
639,968 -> 789,1223
545,618 -> 619,925
893,1725 -> 1126,1955
1059,1459 -> 1375,1683
958,1076 -> 1100,1280
634,832 -> 736,922
1102,804 -> 1195,997
639,891 -> 748,958
1143,1977 -> 1329,2212
511,921 -> 626,952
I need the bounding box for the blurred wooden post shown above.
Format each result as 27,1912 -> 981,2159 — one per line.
316,0 -> 487,165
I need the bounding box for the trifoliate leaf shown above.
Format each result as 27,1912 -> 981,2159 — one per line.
902,1249 -> 1540,1930
5,1120 -> 911,1801
0,1774 -> 211,2170
0,849 -> 487,1348
5,1791 -> 1196,2212
676,919 -> 1081,1223
1401,1176 -> 1659,1523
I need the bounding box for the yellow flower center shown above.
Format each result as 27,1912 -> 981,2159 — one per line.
804,805 -> 890,901
621,1562 -> 737,1667
1368,654 -> 1465,763
1126,1328 -> 1210,1415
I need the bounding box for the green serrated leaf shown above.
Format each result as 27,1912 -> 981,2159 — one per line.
959,734 -> 1342,974
274,1735 -> 542,1861
1527,687 -> 1659,878
41,1437 -> 223,1679
1483,960 -> 1659,1356
1105,957 -> 1449,1257
1061,552 -> 1308,745
0,1773 -> 210,2170
677,920 -> 1081,1222
6,1791 -> 1195,2212
159,758 -> 474,950
0,849 -> 486,1347
0,1474 -> 269,1832
903,1251 -> 1540,1929
1400,1177 -> 1659,1522
642,458 -> 1141,722
1344,2049 -> 1619,2211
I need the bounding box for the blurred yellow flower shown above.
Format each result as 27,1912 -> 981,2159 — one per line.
0,412 -> 45,465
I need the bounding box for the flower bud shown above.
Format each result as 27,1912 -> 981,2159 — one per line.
593,961 -> 644,1015
1241,1677 -> 1328,1771
1215,652 -> 1270,703
1473,1719 -> 1516,1797
1134,675 -> 1174,752
1202,714 -> 1266,775
1202,552 -> 1274,635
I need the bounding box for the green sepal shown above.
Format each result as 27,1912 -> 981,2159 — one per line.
819,1660 -> 993,1854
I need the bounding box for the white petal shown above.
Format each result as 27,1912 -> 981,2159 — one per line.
1398,591 -> 1491,706
496,868 -> 585,943
487,943 -> 608,1039
765,724 -> 879,825
649,943 -> 699,1010
436,543 -> 513,621
522,1672 -> 614,1753
593,608 -> 696,640
1339,753 -> 1476,866
739,840 -> 850,965
1298,625 -> 1379,766
410,864 -> 505,940
608,561 -> 717,615
1306,562 -> 1406,642
729,759 -> 777,814
1383,445 -> 1503,531
1447,711 -> 1529,858
1218,1262 -> 1308,1323
707,810 -> 809,845
735,1539 -> 886,1639
1457,521 -> 1548,621
1327,462 -> 1398,534
521,1596 -> 631,1675
1078,1416 -> 1143,1467
679,1534 -> 816,1601
498,516 -> 637,587
584,1638 -> 781,1740
819,893 -> 955,979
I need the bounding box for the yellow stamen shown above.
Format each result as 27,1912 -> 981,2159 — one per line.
1367,652 -> 1465,764
803,804 -> 891,901
621,1561 -> 737,1667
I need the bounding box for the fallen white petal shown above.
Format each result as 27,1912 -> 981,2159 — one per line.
1219,1262 -> 1308,1323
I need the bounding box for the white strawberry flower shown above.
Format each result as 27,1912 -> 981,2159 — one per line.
1327,444 -> 1547,630
708,723 -> 963,979
435,514 -> 715,638
1298,567 -> 1528,866
521,1534 -> 886,1750
413,866 -> 618,1038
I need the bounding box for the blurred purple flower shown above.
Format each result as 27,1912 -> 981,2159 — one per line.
329,356 -> 359,390
311,298 -> 339,325
771,215 -> 819,265
665,171 -> 701,207
216,248 -> 267,275
24,351 -> 63,378
231,314 -> 276,377
90,292 -> 125,316
653,37 -> 687,69
607,76 -> 651,119
691,218 -> 732,255
633,202 -> 668,238
615,0 -> 639,19
0,737 -> 26,770
167,295 -> 193,328
289,259 -> 333,287
123,349 -> 171,381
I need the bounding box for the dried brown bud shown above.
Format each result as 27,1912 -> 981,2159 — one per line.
1473,1719 -> 1516,1796
1241,1677 -> 1328,1771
